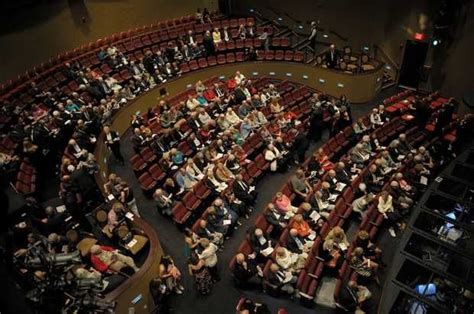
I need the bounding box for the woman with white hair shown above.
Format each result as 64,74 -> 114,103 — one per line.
369,108 -> 383,128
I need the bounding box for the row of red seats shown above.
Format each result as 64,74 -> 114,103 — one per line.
137,81 -> 315,226
229,91 -> 439,304
14,161 -> 37,195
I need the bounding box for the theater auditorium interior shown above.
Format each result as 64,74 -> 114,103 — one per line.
1,0 -> 473,313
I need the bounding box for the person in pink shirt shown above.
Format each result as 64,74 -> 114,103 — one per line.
274,192 -> 297,217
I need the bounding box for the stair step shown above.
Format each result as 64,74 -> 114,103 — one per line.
294,39 -> 311,50
381,81 -> 397,90
275,28 -> 293,38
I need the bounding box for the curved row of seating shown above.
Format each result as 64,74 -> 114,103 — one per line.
128,77 -> 326,228
229,91 -> 457,307
0,12 -> 307,200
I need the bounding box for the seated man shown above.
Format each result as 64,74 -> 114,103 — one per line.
232,253 -> 261,287
250,228 -> 274,260
195,219 -> 223,246
287,228 -> 312,255
338,280 -> 372,313
266,263 -> 297,295
299,202 -> 326,231
309,190 -> 334,218
365,164 -> 384,194
232,174 -> 257,206
264,203 -> 288,236
290,169 -> 312,206
89,244 -> 139,273
335,162 -> 352,184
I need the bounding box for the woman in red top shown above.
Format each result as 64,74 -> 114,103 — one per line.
315,148 -> 334,172
90,244 -> 139,273
290,214 -> 312,238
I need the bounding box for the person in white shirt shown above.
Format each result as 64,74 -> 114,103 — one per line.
186,95 -> 200,111
198,238 -> 219,281
265,144 -> 282,172
377,190 -> 402,237
369,108 -> 383,128
225,107 -> 242,125
234,71 -> 246,85
222,26 -> 230,42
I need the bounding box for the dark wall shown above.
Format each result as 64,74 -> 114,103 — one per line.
232,0 -> 474,99
0,0 -> 217,82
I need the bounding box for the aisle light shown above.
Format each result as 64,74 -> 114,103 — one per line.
318,78 -> 326,84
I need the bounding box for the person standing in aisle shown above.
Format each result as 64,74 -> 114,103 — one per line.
103,126 -> 124,164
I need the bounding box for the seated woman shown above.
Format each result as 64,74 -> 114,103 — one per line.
274,192 -> 298,217
324,226 -> 350,251
240,117 -> 254,140
275,246 -> 305,274
369,108 -> 383,128
314,148 -> 334,172
160,152 -> 174,172
290,214 -> 312,238
232,144 -> 250,165
185,159 -> 204,181
170,148 -> 185,166
225,107 -> 242,125
353,118 -> 369,136
205,168 -> 227,193
349,247 -> 380,284
360,135 -> 374,156
215,162 -> 234,183
269,98 -> 282,114
175,167 -> 197,191
377,190 -> 403,238
300,202 -> 326,232
163,177 -> 181,196
381,150 -> 398,169
354,230 -> 383,264
198,124 -> 213,144
90,244 -> 139,273
350,143 -> 370,168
